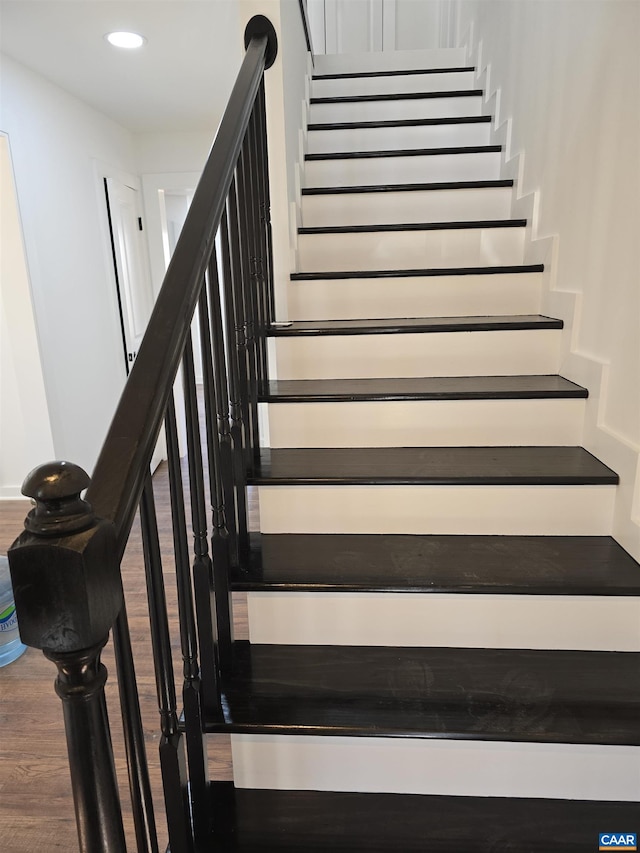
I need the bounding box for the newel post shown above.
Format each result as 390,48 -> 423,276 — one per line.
8,461 -> 127,853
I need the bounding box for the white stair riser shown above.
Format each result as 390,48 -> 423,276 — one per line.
304,152 -> 501,188
231,736 -> 640,801
312,71 -> 476,99
266,399 -> 585,448
287,273 -> 542,320
247,592 -> 640,651
297,228 -> 525,273
307,122 -> 491,155
273,329 -> 561,380
257,485 -> 615,536
314,49 -> 468,76
309,96 -> 482,124
301,188 -> 512,227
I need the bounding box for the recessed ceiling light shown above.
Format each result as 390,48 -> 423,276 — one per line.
105,31 -> 146,49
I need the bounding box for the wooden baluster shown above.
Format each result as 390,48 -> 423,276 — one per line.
164,390 -> 210,843
256,79 -> 276,325
183,309 -> 226,711
112,604 -> 160,853
227,178 -> 254,473
220,206 -> 250,566
139,476 -> 194,853
205,248 -> 238,566
198,281 -> 235,675
237,138 -> 261,459
247,104 -> 269,391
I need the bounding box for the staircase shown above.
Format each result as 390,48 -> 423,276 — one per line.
9,33 -> 639,852
209,48 -> 640,849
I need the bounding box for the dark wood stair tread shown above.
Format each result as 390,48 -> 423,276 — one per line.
302,179 -> 514,195
299,219 -> 526,235
248,447 -> 618,486
208,784 -> 639,852
207,642 -> 639,743
235,533 -> 640,595
312,66 -> 475,80
268,315 -> 561,336
261,375 -> 588,403
308,115 -> 492,131
290,264 -> 544,280
306,144 -> 500,160
311,89 -> 482,104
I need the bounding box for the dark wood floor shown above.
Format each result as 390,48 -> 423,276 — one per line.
0,466 -> 251,853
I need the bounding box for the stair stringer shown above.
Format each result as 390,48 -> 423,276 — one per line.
461,25 -> 640,561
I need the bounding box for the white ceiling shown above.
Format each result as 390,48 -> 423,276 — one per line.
0,1 -> 246,132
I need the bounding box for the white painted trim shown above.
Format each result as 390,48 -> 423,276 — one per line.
304,150 -> 501,188
313,48 -> 467,74
309,94 -> 483,123
381,0 -> 396,51
287,271 -> 542,320
310,70 -> 476,98
297,226 -> 525,272
257,484 -> 616,535
247,591 -> 640,651
231,735 -> 640,801
301,186 -> 514,227
266,399 -> 585,448
273,329 -> 561,379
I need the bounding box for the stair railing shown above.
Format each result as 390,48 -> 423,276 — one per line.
298,0 -> 315,58
7,16 -> 278,853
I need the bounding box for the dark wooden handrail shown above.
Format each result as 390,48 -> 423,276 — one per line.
9,17 -> 279,853
89,32 -> 269,556
298,0 -> 315,59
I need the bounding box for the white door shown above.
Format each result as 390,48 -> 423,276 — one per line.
105,176 -> 165,470
105,177 -> 154,371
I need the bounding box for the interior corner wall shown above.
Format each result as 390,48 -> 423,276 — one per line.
454,0 -> 640,555
0,54 -> 137,477
0,134 -> 55,498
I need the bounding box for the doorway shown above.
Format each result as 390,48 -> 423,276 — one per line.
104,174 -> 165,471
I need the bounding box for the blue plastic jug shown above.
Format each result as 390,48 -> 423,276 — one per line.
0,555 -> 27,667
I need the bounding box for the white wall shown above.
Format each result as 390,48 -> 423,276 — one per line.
134,131 -> 215,176
0,54 -> 137,479
454,0 -> 640,557
394,0 -> 444,50
0,134 -> 55,497
309,0 -> 447,53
